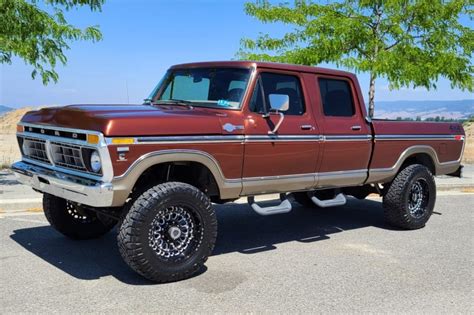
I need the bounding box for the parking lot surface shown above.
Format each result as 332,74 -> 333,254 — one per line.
1,194 -> 473,313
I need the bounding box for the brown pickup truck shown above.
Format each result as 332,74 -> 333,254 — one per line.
13,61 -> 465,283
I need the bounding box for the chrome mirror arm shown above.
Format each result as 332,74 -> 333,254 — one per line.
268,112 -> 285,134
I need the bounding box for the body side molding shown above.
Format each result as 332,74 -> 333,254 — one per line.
367,145 -> 463,184
111,149 -> 242,205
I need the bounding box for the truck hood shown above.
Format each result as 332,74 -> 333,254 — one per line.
20,104 -> 238,136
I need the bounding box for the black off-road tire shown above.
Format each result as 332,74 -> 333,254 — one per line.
383,164 -> 436,230
117,182 -> 217,283
43,194 -> 116,240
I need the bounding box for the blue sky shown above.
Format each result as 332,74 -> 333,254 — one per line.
1,0 -> 472,108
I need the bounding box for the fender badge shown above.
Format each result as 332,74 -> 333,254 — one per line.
223,123 -> 244,133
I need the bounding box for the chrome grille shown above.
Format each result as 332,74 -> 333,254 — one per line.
50,142 -> 87,172
22,137 -> 50,164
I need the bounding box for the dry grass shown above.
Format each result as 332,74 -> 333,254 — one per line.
462,122 -> 474,164
0,108 -> 33,167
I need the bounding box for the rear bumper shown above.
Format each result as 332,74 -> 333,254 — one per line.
12,161 -> 114,207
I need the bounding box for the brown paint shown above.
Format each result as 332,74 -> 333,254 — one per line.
20,61 -> 465,182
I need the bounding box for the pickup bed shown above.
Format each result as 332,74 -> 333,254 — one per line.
12,61 -> 465,283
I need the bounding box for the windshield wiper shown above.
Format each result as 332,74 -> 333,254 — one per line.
152,99 -> 194,109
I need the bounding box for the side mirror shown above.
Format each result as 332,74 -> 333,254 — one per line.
268,94 -> 289,112
266,94 -> 289,134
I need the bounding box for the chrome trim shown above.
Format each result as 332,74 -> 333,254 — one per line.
134,135 -> 245,144
12,161 -> 114,207
19,123 -> 105,144
323,135 -> 372,141
105,134 -> 375,144
242,172 -> 316,182
240,169 -> 368,195
20,131 -> 95,147
17,123 -> 114,181
223,123 -> 244,133
245,135 -> 322,142
375,134 -> 460,141
22,157 -> 103,181
318,169 -> 368,187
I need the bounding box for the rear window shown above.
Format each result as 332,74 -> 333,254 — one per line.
319,78 -> 355,117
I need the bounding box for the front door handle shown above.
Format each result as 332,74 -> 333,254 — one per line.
301,125 -> 314,130
351,125 -> 361,131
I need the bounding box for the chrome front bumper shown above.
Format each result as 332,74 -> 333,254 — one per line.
12,161 -> 114,207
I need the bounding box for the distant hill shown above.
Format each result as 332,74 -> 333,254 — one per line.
372,99 -> 473,120
0,105 -> 12,115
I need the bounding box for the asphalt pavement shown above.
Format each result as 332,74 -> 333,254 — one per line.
1,194 -> 473,313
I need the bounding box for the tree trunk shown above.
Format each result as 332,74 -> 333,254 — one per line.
368,73 -> 376,118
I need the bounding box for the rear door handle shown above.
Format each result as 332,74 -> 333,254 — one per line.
301,125 -> 314,130
351,125 -> 361,131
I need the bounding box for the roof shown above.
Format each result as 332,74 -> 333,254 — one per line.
170,60 -> 356,78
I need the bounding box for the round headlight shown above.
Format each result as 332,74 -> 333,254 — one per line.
22,140 -> 30,156
90,151 -> 102,173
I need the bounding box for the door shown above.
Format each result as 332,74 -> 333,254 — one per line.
314,76 -> 372,187
241,71 -> 321,195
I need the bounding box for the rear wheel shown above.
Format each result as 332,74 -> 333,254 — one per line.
383,164 -> 436,230
117,182 -> 217,283
43,194 -> 116,239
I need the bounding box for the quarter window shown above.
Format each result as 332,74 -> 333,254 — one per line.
250,73 -> 305,115
319,78 -> 355,117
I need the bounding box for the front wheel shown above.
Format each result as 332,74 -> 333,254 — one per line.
43,194 -> 116,239
117,182 -> 217,283
383,164 -> 436,230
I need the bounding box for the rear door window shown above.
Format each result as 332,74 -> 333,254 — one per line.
318,78 -> 355,117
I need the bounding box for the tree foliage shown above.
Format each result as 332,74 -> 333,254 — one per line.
0,0 -> 104,84
239,0 -> 473,116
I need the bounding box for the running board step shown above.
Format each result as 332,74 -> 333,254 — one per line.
248,194 -> 292,216
311,193 -> 347,208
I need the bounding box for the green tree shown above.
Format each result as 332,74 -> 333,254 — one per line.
239,0 -> 473,117
0,0 -> 104,84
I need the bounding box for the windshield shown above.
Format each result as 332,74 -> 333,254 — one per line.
147,67 -> 252,109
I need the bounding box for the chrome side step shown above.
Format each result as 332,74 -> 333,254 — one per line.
248,194 -> 292,216
311,193 -> 347,208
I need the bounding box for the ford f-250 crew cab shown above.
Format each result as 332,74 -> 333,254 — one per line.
12,61 -> 465,283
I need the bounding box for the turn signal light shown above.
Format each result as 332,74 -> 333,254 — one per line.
87,134 -> 100,144
16,125 -> 24,133
454,135 -> 464,141
111,138 -> 135,145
